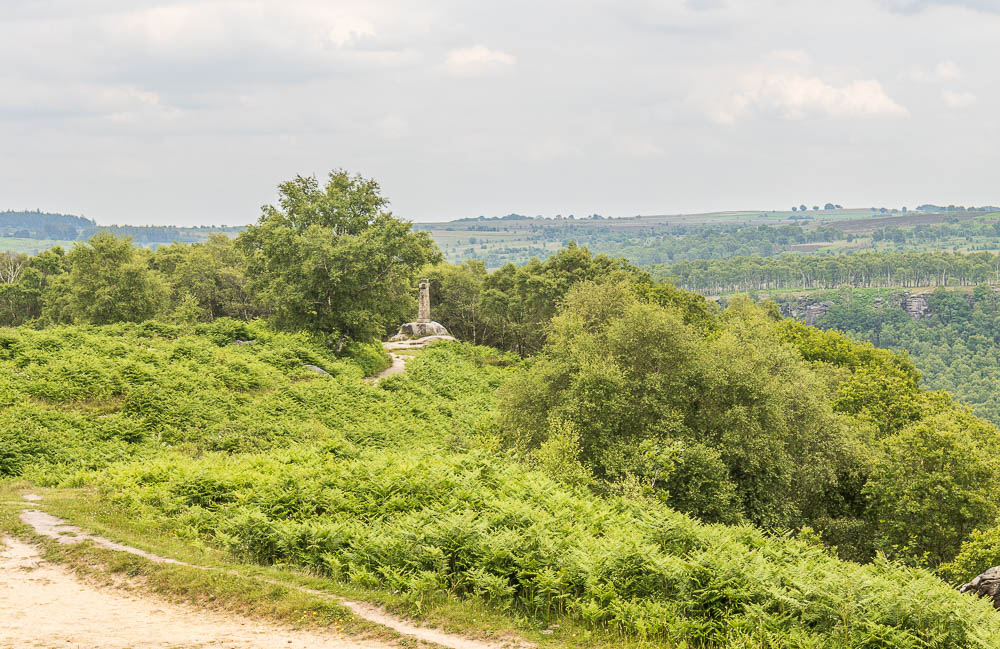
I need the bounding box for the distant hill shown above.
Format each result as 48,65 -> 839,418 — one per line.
0,209 -> 245,251
416,207 -> 1000,269
0,210 -> 96,240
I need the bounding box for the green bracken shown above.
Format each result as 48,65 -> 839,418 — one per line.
2,325 -> 1000,647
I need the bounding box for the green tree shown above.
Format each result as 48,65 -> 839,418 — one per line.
237,171 -> 440,347
865,410 -> 1000,566
153,234 -> 254,322
424,260 -> 488,343
500,283 -> 858,530
64,233 -> 167,324
480,243 -> 644,355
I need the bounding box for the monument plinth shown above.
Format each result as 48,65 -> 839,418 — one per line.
390,279 -> 452,341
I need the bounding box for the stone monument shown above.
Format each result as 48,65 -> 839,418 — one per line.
418,278 -> 431,322
390,279 -> 451,340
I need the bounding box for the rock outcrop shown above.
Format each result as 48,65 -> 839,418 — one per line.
781,298 -> 834,326
780,291 -> 939,326
303,364 -> 331,376
391,321 -> 450,340
902,292 -> 932,320
960,567 -> 1000,609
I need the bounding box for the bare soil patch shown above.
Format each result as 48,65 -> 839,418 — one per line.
0,535 -> 389,649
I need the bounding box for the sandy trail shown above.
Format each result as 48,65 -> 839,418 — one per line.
0,535 -> 388,649
368,336 -> 456,384
20,509 -> 188,565
368,353 -> 411,383
15,499 -> 525,649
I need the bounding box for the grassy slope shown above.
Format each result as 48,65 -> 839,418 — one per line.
1,324 -> 999,648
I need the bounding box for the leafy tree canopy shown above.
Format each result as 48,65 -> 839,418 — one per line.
238,171 -> 440,346
63,232 -> 167,325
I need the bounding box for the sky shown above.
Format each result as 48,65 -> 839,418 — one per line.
2,0 -> 998,226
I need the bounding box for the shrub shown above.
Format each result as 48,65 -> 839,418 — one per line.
339,341 -> 392,377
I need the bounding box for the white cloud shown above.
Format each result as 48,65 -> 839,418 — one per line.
713,54 -> 908,123
1,0 -> 999,225
684,0 -> 728,11
104,3 -> 398,67
327,13 -> 377,48
768,49 -> 812,66
943,89 -> 977,107
0,76 -> 181,123
445,45 -> 515,77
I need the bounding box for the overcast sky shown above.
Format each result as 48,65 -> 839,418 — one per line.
2,0 -> 998,225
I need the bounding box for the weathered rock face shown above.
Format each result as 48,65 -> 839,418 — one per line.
781,298 -> 834,326
960,566 -> 1000,609
902,292 -> 932,320
780,291 -> 939,326
391,321 -> 450,340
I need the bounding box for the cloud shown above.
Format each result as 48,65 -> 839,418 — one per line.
109,3 -> 380,50
525,137 -> 582,161
768,50 -> 812,66
0,75 -> 182,124
934,61 -> 963,79
1,0 -> 998,226
712,53 -> 908,123
943,89 -> 977,107
445,45 -> 516,77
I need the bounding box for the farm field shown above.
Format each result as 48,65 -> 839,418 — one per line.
416,209 -> 1000,268
0,236 -> 77,255
8,208 -> 1000,269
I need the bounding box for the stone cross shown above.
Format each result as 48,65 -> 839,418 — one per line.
418,279 -> 430,323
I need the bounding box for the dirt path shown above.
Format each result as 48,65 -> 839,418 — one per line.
368,336 -> 457,384
0,535 -> 389,649
13,497 -> 527,649
21,509 -> 189,565
369,353 -> 411,383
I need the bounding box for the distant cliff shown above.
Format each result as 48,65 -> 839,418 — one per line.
778,289 -> 952,324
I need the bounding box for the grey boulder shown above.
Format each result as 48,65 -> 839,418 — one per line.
960,566 -> 1000,609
